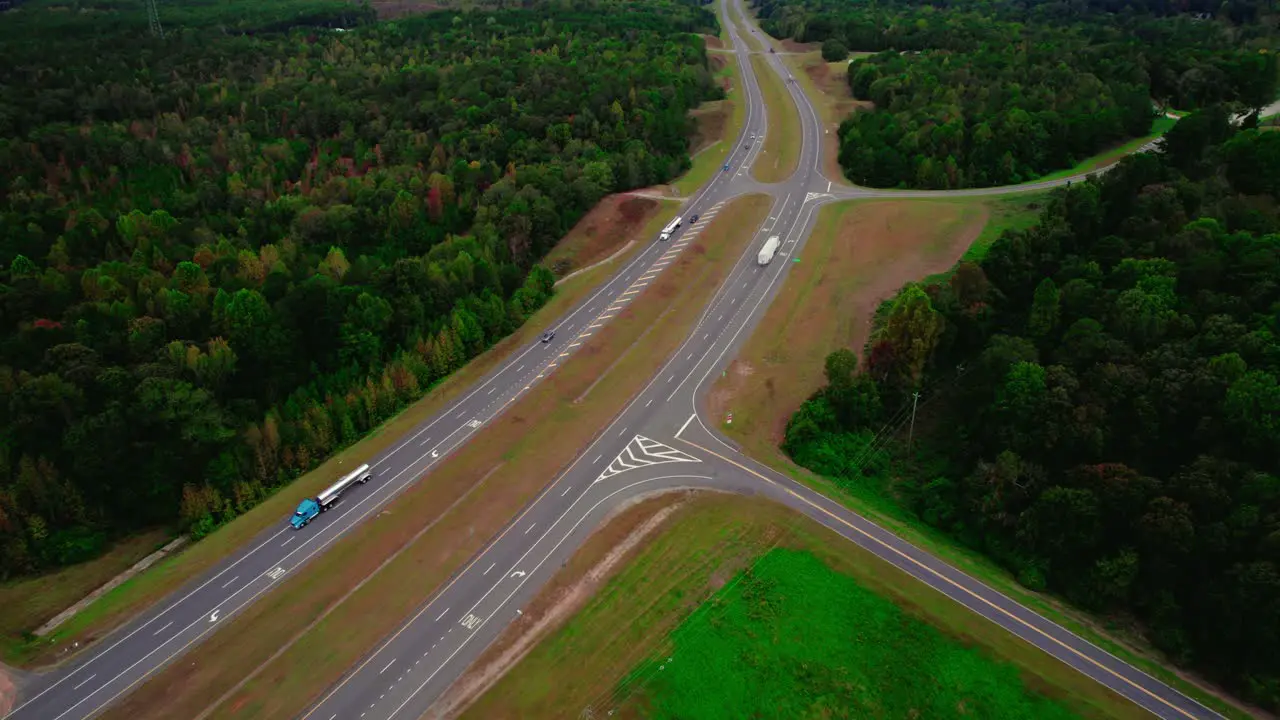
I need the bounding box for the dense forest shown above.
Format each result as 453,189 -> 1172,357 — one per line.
752,0 -> 1278,189
0,0 -> 722,577
783,111 -> 1280,707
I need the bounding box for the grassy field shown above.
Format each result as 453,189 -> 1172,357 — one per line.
99,195 -> 774,720
750,54 -> 800,183
707,199 -> 991,443
458,494 -> 1144,720
0,530 -> 171,662
672,51 -> 746,197
700,195 -> 1253,720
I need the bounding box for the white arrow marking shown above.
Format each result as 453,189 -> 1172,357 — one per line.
510,571 -> 527,578
209,610 -> 220,623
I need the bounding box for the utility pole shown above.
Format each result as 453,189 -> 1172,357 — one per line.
907,391 -> 921,454
146,0 -> 165,39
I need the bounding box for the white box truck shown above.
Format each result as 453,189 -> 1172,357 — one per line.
757,235 -> 780,266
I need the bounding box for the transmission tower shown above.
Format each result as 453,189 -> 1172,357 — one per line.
145,0 -> 165,39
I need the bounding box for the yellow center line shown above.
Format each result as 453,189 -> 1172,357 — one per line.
675,436 -> 1199,720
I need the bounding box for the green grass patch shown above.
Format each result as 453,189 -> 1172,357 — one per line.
750,53 -> 801,183
626,548 -> 1084,719
959,192 -> 1051,262
461,494 -> 1144,720
0,529 -> 171,664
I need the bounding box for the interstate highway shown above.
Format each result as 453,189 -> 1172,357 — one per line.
3,10 -> 771,717
299,2 -> 1222,719
6,0 -> 1221,718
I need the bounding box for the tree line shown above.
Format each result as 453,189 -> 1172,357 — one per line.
0,0 -> 722,577
783,109 -> 1280,708
752,0 -> 1277,189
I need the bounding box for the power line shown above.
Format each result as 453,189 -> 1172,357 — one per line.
145,0 -> 165,39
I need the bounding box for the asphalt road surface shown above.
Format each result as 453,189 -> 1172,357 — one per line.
4,2 -> 1222,720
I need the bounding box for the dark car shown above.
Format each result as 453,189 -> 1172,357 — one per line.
541,331 -> 555,343
690,213 -> 700,223
723,163 -> 730,172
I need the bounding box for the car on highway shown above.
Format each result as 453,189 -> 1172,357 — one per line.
690,213 -> 700,223
541,330 -> 555,343
723,163 -> 730,172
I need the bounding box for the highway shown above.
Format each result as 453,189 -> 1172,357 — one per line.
2,1 -> 1222,719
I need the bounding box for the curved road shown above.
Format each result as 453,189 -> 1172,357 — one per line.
3,2 -> 1219,720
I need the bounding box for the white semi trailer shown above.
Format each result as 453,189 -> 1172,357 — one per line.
757,235 -> 781,266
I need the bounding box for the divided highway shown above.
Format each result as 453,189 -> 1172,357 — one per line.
3,2 -> 1222,720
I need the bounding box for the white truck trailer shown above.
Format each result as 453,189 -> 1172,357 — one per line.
757,235 -> 781,266
659,216 -> 683,242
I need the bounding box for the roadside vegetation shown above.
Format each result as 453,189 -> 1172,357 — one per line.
98,196 -> 773,720
753,0 -> 1277,189
0,0 -> 722,585
458,494 -> 1143,720
784,114 -> 1280,712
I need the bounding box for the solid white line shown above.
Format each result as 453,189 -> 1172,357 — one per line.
435,608 -> 450,622
72,675 -> 96,692
676,413 -> 696,439
384,474 -> 711,720
380,660 -> 396,675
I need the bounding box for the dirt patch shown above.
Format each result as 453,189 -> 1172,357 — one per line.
779,38 -> 818,53
0,666 -> 16,717
792,52 -> 874,183
707,200 -> 989,449
433,492 -> 692,718
543,195 -> 661,277
689,102 -> 729,156
370,0 -> 446,19
703,34 -> 724,50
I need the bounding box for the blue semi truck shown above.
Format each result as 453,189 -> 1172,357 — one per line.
291,463 -> 373,529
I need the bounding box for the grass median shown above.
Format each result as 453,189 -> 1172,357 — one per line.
457,493 -> 1144,720
702,197 -> 1253,720
9,200 -> 676,670
749,54 -> 800,184
98,194 -> 772,720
